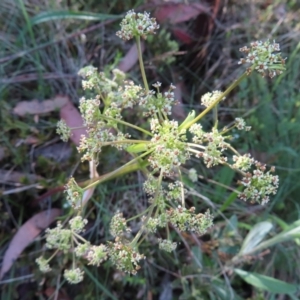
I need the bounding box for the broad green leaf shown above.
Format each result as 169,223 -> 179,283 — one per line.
239,221 -> 273,255
31,11 -> 120,25
126,143 -> 147,153
233,221 -> 300,259
249,222 -> 300,253
234,269 -> 298,294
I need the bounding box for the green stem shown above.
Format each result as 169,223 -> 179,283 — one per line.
220,124 -> 236,135
227,144 -> 241,156
83,149 -> 153,191
136,36 -> 149,92
71,236 -> 75,269
181,72 -> 249,130
72,232 -> 89,244
100,139 -> 150,147
213,105 -> 218,128
130,171 -> 163,246
126,206 -> 152,222
177,168 -> 185,207
98,114 -> 153,136
45,249 -> 60,263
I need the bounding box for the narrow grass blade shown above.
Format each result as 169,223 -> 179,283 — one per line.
219,186 -> 242,212
83,266 -> 118,300
31,11 -> 121,25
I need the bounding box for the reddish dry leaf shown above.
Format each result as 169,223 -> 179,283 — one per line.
0,209 -> 61,279
24,136 -> 40,145
13,95 -> 69,116
171,28 -> 193,44
117,42 -> 145,73
44,287 -> 71,300
154,3 -> 209,24
59,98 -> 86,146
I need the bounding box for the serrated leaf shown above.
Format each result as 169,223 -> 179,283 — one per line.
234,269 -> 298,294
239,221 -> 273,255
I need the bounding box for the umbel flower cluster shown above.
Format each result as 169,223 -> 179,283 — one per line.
238,39 -> 286,78
50,10 -> 286,283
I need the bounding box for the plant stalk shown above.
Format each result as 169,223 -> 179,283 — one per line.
136,36 -> 149,92
181,72 -> 249,130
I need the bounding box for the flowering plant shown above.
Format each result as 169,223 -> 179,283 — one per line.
39,10 -> 286,283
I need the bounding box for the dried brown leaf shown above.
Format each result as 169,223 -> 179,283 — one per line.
117,42 -> 145,73
59,98 -> 86,146
13,95 -> 69,116
154,3 -> 208,24
0,209 -> 61,279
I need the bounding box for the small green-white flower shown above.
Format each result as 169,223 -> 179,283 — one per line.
87,244 -> 108,266
238,40 -> 286,78
64,268 -> 84,284
45,222 -> 72,253
75,243 -> 90,258
148,119 -> 189,175
233,154 -> 254,171
110,212 -> 131,237
167,206 -> 213,235
116,10 -> 159,41
201,90 -> 225,108
188,168 -> 198,182
158,238 -> 177,252
56,120 -> 71,142
69,216 -> 88,233
108,241 -> 145,275
239,165 -> 279,205
235,118 -> 251,131
36,256 -> 51,273
65,177 -> 83,209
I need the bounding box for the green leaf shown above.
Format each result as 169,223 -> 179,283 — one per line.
239,221 -> 273,255
242,221 -> 300,255
234,269 -> 298,294
126,143 -> 147,153
223,215 -> 238,236
210,279 -> 243,300
31,11 -> 120,25
219,186 -> 241,212
178,110 -> 195,131
191,246 -> 202,269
